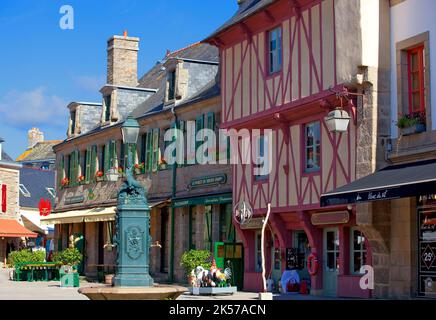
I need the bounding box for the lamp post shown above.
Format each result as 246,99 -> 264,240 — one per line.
113,116 -> 154,287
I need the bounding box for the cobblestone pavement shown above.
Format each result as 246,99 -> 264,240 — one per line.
0,268 -> 340,300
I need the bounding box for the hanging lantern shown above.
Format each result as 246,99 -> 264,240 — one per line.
325,108 -> 351,133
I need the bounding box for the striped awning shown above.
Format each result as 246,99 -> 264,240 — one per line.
40,207 -> 116,225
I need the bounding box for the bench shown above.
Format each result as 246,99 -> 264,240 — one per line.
14,262 -> 61,282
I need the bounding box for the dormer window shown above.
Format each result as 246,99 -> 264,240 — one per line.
70,110 -> 77,134
104,95 -> 111,122
167,70 -> 176,101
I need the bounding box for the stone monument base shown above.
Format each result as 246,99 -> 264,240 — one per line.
78,284 -> 188,300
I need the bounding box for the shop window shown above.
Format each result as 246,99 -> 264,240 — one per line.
304,122 -> 321,172
408,46 -> 426,114
219,203 -> 235,242
350,228 -> 367,274
204,205 -> 213,252
268,26 -> 282,74
189,206 -> 196,250
255,231 -> 262,272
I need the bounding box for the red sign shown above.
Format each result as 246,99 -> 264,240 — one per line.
39,198 -> 52,216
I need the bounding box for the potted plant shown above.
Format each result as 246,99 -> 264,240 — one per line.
106,167 -> 119,182
396,111 -> 426,136
95,170 -> 104,182
117,166 -> 125,177
78,175 -> 86,185
180,250 -> 212,285
134,162 -> 144,175
53,248 -> 83,287
61,177 -> 70,188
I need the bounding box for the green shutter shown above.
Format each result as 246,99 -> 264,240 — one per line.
109,140 -> 117,169
104,142 -> 110,174
152,128 -> 160,172
57,155 -> 64,187
196,115 -> 204,164
207,112 -> 215,131
76,150 -> 80,184
123,143 -> 128,169
85,147 -> 91,183
146,130 -> 153,172
140,133 -> 147,167
178,121 -> 185,167
90,145 -> 97,181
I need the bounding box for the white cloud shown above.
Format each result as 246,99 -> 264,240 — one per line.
0,87 -> 68,128
74,75 -> 105,92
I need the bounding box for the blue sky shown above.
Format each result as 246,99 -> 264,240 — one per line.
0,0 -> 237,159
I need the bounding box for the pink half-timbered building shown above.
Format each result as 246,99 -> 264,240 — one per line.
206,0 -> 391,297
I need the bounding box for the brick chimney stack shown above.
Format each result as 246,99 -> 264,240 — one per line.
28,128 -> 44,149
107,31 -> 139,87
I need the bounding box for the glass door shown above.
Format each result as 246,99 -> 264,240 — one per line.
323,228 -> 339,297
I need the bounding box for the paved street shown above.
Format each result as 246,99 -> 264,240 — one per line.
0,268 -> 342,300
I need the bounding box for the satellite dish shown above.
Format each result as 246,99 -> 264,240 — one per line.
234,201 -> 253,225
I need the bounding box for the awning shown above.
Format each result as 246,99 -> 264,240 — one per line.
40,207 -> 116,225
21,215 -> 47,235
149,199 -> 170,209
0,219 -> 37,238
321,159 -> 436,207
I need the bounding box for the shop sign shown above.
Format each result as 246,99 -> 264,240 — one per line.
188,174 -> 227,190
172,193 -> 232,208
311,211 -> 349,226
65,195 -> 85,205
418,206 -> 436,296
356,189 -> 391,202
240,217 -> 264,230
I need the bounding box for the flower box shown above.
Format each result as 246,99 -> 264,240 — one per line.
188,286 -> 237,296
400,123 -> 426,136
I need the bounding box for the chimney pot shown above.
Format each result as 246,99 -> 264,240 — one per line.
123,30 -> 128,37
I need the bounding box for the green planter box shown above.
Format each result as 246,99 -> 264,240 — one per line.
60,272 -> 79,287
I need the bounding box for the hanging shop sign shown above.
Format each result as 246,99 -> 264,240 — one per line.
311,211 -> 349,226
172,193 -> 232,208
188,174 -> 227,190
239,217 -> 264,230
64,195 -> 85,205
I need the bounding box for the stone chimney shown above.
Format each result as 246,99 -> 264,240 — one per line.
28,128 -> 44,149
107,31 -> 139,87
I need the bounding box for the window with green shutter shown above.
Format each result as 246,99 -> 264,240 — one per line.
104,142 -> 111,175
57,155 -> 65,187
90,145 -> 97,181
196,114 -> 204,164
152,128 -> 160,172
85,147 -> 91,183
140,133 -> 147,172
109,140 -> 117,170
145,130 -> 153,173
206,112 -> 215,161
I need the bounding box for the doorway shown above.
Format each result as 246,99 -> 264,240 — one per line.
160,207 -> 169,273
323,228 -> 339,297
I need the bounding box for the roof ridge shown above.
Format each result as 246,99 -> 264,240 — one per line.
168,41 -> 202,57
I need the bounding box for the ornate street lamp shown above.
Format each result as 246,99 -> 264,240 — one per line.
113,116 -> 154,287
324,96 -> 351,133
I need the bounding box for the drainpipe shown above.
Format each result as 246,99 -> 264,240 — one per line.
169,107 -> 177,283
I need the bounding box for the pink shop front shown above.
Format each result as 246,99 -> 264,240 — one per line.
234,209 -> 372,298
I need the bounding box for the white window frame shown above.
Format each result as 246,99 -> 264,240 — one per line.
350,228 -> 367,275
46,188 -> 56,198
19,184 -> 31,198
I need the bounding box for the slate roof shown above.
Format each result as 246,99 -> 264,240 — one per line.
132,43 -> 220,119
19,167 -> 55,209
1,150 -> 13,162
16,141 -> 61,162
204,0 -> 273,41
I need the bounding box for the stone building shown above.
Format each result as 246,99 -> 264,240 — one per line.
43,33 -> 239,284
319,0 -> 436,299
16,128 -> 61,170
206,0 -> 392,297
0,138 -> 37,266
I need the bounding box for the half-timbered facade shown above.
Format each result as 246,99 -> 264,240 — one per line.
206,0 -> 391,297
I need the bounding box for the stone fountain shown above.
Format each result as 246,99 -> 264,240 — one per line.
78,117 -> 187,300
